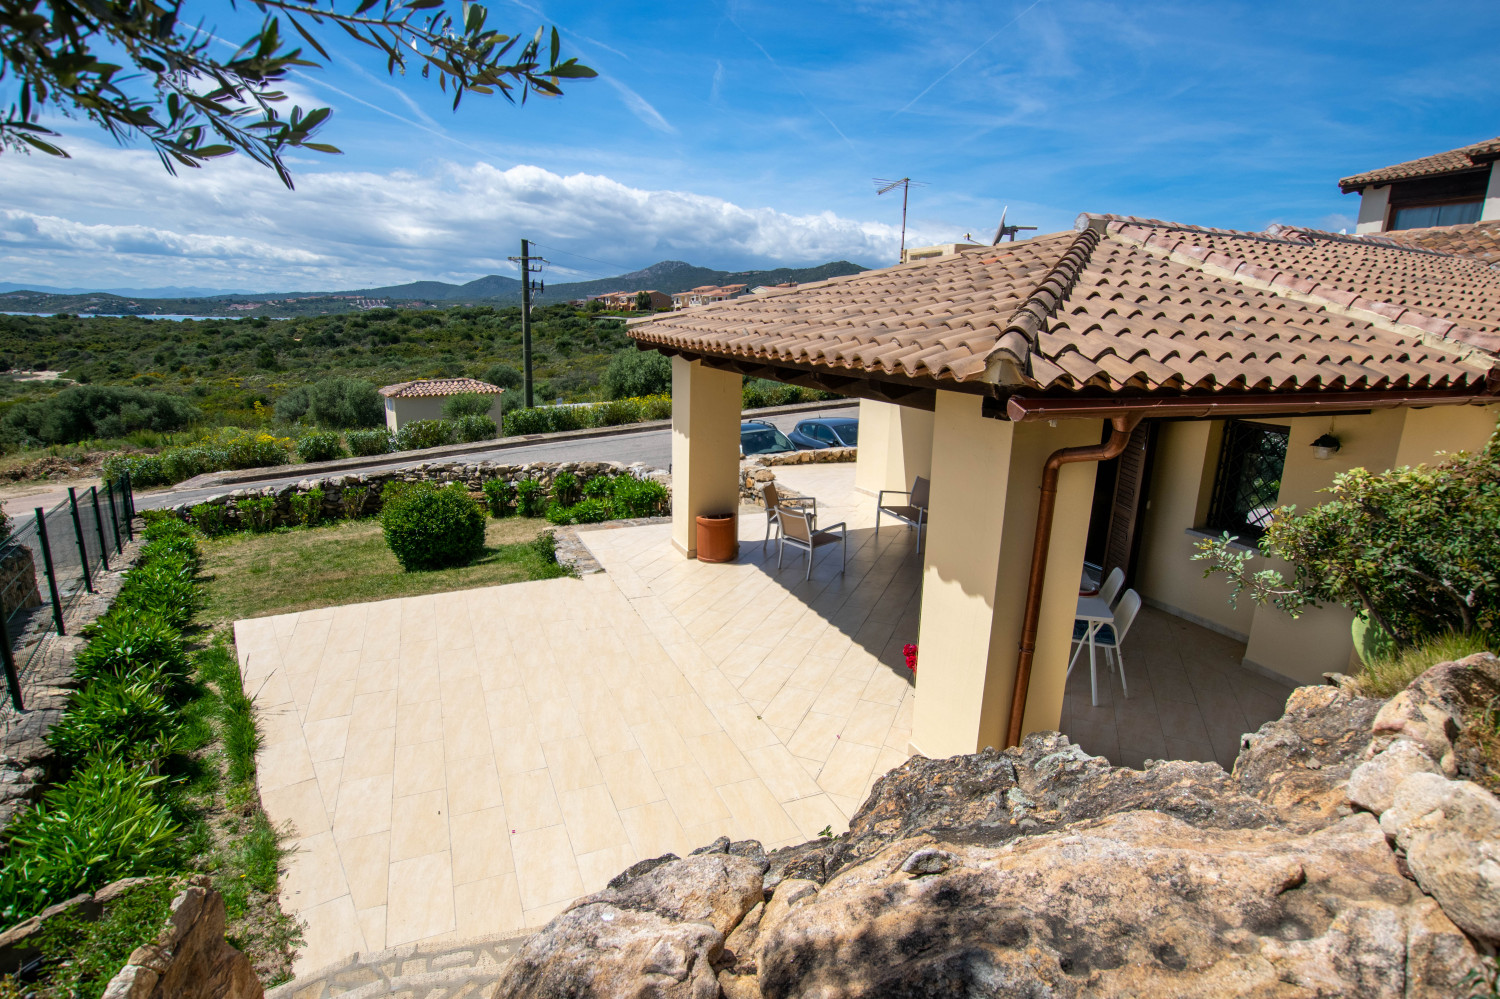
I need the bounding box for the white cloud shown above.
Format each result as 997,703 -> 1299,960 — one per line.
0,136 -> 917,292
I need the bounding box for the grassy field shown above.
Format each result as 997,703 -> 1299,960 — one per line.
199,517 -> 569,624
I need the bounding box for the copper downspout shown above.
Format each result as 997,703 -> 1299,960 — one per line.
1004,413 -> 1142,749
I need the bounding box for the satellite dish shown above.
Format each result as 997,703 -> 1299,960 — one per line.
992,207 -> 1008,246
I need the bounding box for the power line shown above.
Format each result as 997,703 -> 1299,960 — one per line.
525,242 -> 640,279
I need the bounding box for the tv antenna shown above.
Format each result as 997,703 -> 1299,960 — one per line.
992,206 -> 1037,244
874,177 -> 927,263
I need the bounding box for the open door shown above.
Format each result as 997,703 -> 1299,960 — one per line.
1083,422 -> 1156,587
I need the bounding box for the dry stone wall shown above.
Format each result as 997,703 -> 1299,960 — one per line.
160,460 -> 671,532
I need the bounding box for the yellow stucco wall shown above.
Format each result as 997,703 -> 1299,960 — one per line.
1393,403 -> 1499,467
670,358 -> 743,558
911,392 -> 1100,757
853,399 -> 934,496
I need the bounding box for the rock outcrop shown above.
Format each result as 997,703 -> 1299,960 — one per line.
102,879 -> 263,999
489,655 -> 1500,998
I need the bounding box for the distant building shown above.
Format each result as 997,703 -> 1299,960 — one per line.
670,284 -> 750,310
588,290 -> 672,311
901,242 -> 983,264
378,377 -> 504,433
1341,137 -> 1500,233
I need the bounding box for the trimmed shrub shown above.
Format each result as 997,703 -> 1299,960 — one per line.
503,407 -> 551,436
394,419 -> 456,452
296,431 -> 348,463
515,477 -> 546,517
347,427 -> 394,456
441,392 -> 495,419
380,482 -> 486,571
551,471 -> 581,506
593,398 -> 642,427
220,429 -> 294,469
0,758 -> 179,923
452,413 -> 497,443
546,406 -> 589,433
482,478 -> 515,517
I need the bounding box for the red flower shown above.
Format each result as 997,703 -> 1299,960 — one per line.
902,643 -> 917,673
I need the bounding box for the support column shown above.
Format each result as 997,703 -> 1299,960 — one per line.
911,392 -> 1101,757
853,399 -> 934,496
670,357 -> 743,558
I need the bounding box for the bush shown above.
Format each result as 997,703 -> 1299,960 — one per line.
220,429 -> 293,470
593,398 -> 642,426
603,349 -> 671,399
189,502 -> 228,536
503,407 -> 551,436
113,558 -> 198,629
515,477 -> 546,517
482,364 -> 523,391
394,419 -> 456,451
296,431 -> 348,463
547,498 -> 612,525
529,530 -> 559,563
640,394 -> 672,421
73,613 -> 189,687
611,476 -> 670,518
546,406 -> 589,433
551,471 -> 581,506
0,758 -> 179,923
380,482 -> 486,571
581,475 -> 612,500
289,487 -> 325,527
482,478 -> 515,517
308,377 -> 384,428
742,378 -> 810,409
347,427 -> 393,456
1,385 -> 200,446
237,496 -> 276,533
452,413 -> 497,443
48,677 -> 176,765
442,392 -> 495,419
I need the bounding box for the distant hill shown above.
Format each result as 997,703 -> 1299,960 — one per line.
0,258 -> 871,318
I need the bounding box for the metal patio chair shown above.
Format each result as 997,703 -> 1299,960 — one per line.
876,475 -> 930,553
775,507 -> 846,581
759,481 -> 817,550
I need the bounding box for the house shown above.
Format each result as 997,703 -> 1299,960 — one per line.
590,289 -> 672,311
1341,137 -> 1500,233
671,284 -> 750,310
629,214 -> 1500,761
902,241 -> 982,263
377,377 -> 504,432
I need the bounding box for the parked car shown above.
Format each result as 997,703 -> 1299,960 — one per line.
740,421 -> 797,455
788,416 -> 859,449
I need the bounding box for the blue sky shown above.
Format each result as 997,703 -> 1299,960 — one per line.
2,0 -> 1497,293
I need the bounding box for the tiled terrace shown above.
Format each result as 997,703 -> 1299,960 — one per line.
237,463 -> 1294,978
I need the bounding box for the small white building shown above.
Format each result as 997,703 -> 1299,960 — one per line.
378,377 -> 504,432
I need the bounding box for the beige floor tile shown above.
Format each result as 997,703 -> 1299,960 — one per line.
596,749 -> 665,811
781,793 -> 850,840
685,731 -> 757,785
715,778 -> 800,844
543,736 -> 605,792
386,851 -> 455,946
711,702 -> 780,750
630,719 -> 693,771
760,684 -> 819,733
862,666 -> 914,706
817,740 -> 882,799
661,693 -> 722,739
618,799 -> 688,859
332,774 -> 393,842
743,744 -> 823,803
446,755 -> 505,815
657,763 -> 732,828
442,704 -> 495,763
827,792 -> 864,818
314,759 -> 342,819
356,905 -> 386,953
303,716 -> 351,764
558,784 -> 631,856
453,874 -> 525,938
786,712 -> 843,762
521,898 -> 573,930
841,700 -> 899,748
281,831 -> 348,911
499,770 -> 564,832
349,689 -> 399,734
354,659 -> 398,696
493,723 -> 549,777
810,677 -> 865,721
395,699 -> 444,748
529,696 -> 585,740
292,894 -> 364,977
576,842 -> 639,894
511,825 -> 584,910
340,830 -> 390,911
390,788 -> 450,864
393,739 -> 446,798
451,806 -> 514,885
304,679 -> 356,724
341,727 -> 396,781
786,655 -> 840,691
262,778 -> 330,841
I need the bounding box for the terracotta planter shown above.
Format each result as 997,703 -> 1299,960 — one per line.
696,513 -> 738,563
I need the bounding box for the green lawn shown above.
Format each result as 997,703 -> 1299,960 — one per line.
199,517 -> 569,624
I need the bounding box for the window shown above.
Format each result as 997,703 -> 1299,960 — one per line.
810,423 -> 835,443
1206,421 -> 1289,542
1391,201 -> 1483,230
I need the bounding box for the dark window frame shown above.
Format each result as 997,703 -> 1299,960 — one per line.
1205,420 -> 1290,543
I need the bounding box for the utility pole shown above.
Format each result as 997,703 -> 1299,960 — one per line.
507,239 -> 547,408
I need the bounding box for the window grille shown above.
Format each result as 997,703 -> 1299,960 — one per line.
1206,421 -> 1289,542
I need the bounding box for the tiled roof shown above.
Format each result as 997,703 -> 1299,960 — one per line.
1367,220 -> 1500,263
629,219 -> 1500,399
378,377 -> 503,399
1338,138 -> 1500,191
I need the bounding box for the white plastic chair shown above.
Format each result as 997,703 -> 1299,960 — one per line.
1073,567 -> 1125,642
1069,588 -> 1141,698
775,508 -> 846,581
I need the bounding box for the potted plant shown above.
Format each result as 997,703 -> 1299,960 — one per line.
696,512 -> 737,563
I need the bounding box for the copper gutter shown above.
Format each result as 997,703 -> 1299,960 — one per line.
1004,413 -> 1141,749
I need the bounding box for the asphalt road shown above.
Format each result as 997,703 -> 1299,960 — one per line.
133,405 -> 856,511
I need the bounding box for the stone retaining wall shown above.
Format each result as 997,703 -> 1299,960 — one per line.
0,543 -> 41,621
749,446 -> 856,466
162,460 -> 672,532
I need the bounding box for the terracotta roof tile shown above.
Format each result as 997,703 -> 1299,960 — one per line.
628,219 -> 1500,401
378,377 -> 503,399
1338,138 -> 1500,191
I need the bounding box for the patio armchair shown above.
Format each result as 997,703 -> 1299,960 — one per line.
759,481 -> 817,550
876,475 -> 930,553
1069,588 -> 1142,698
775,507 -> 846,581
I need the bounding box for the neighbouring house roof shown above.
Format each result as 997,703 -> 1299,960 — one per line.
627,216 -> 1500,403
1338,138 -> 1500,192
1363,220 -> 1500,262
378,377 -> 503,399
